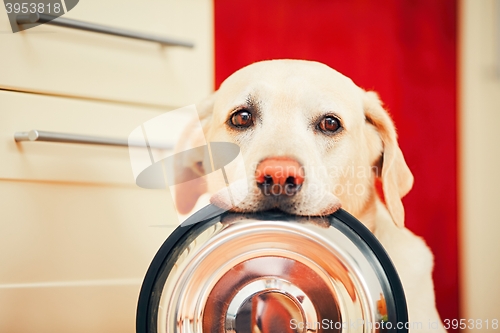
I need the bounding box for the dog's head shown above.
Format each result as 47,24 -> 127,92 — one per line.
174,60 -> 413,228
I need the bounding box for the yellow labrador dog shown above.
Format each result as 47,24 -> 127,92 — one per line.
175,59 -> 446,332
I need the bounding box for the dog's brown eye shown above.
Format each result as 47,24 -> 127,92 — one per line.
230,110 -> 253,128
318,116 -> 341,133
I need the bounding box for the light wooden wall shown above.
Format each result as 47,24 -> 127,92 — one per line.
460,0 -> 500,328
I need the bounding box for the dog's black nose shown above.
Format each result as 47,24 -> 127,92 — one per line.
255,157 -> 304,196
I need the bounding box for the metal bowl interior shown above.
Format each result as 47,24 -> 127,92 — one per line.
136,206 -> 407,333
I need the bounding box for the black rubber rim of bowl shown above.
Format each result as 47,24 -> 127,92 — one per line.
136,205 -> 408,333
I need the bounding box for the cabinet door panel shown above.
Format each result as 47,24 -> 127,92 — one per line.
0,0 -> 213,107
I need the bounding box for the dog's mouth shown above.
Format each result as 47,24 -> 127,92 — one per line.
209,179 -> 341,217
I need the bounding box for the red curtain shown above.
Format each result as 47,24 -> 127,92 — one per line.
214,0 -> 458,324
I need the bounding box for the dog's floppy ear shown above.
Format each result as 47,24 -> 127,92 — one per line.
363,90 -> 414,227
173,93 -> 215,214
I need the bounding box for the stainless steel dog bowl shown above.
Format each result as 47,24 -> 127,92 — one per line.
136,205 -> 407,333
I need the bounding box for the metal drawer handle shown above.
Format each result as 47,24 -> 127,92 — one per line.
14,130 -> 174,149
16,13 -> 194,48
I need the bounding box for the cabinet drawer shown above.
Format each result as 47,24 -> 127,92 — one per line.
0,0 -> 213,107
0,181 -> 176,285
0,90 -> 190,184
0,180 -> 177,333
0,285 -> 140,333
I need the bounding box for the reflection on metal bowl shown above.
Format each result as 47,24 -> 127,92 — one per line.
136,205 -> 408,333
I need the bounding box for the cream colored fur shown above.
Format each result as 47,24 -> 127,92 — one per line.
175,59 -> 446,332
